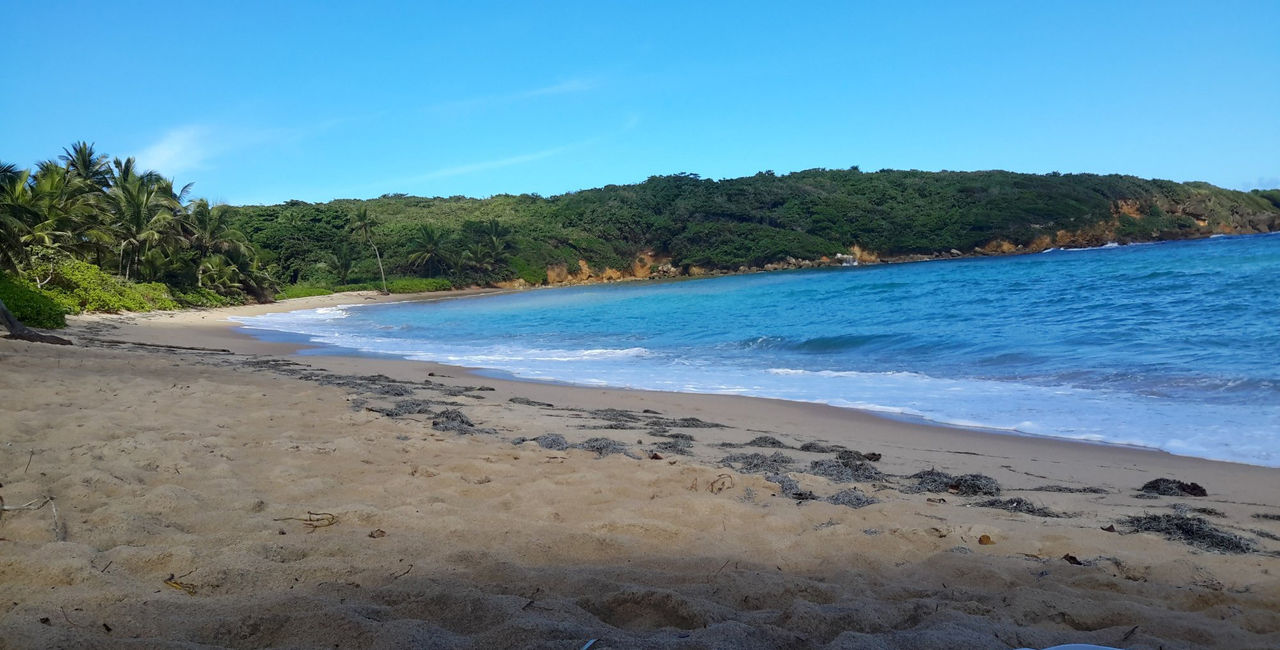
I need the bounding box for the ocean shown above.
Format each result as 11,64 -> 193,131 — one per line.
234,233 -> 1280,467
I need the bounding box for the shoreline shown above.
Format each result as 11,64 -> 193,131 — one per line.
238,286 -> 1273,471
3,289 -> 1279,647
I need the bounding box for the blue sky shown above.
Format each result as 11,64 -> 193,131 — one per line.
4,1 -> 1278,204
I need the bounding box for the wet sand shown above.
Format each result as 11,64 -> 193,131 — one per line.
1,290 -> 1278,649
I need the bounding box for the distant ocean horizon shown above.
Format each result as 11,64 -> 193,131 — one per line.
235,233 -> 1280,467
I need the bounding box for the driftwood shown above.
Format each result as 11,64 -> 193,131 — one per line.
0,298 -> 72,345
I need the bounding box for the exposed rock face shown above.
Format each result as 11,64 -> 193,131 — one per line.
850,245 -> 879,264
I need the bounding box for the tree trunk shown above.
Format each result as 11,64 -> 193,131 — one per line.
0,298 -> 72,345
371,243 -> 388,294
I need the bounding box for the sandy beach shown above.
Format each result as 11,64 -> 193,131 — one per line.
2,290 -> 1279,649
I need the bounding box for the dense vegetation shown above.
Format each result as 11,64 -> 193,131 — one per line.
0,143 -> 282,326
5,142 -> 1279,330
226,169 -> 1280,288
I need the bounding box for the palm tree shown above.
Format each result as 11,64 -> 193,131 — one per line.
405,223 -> 447,276
0,163 -> 34,272
99,157 -> 187,281
21,163 -> 107,261
59,141 -> 112,190
317,239 -> 357,285
347,207 -> 386,293
184,199 -> 252,260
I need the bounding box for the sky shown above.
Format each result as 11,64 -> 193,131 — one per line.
3,1 -> 1278,205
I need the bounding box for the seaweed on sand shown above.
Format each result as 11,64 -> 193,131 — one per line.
836,449 -> 882,463
1121,514 -> 1255,554
509,397 -> 553,407
807,459 -> 885,483
512,434 -> 569,451
1026,485 -> 1109,494
432,409 -> 496,435
654,438 -> 694,456
1140,478 -> 1207,497
765,473 -> 816,501
903,469 -> 1001,496
650,417 -> 725,429
721,452 -> 794,474
798,442 -> 838,453
975,498 -> 1069,518
744,435 -> 790,448
368,399 -> 435,417
1170,503 -> 1225,518
574,437 -> 633,457
826,488 -> 879,509
951,474 -> 1001,496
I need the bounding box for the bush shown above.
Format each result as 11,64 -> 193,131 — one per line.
172,287 -> 242,308
275,285 -> 333,300
385,277 -> 452,293
330,282 -> 379,292
0,274 -> 67,329
30,259 -> 179,313
509,257 -> 548,285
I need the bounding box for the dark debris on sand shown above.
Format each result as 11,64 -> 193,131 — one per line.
798,441 -> 838,453
836,449 -> 882,463
744,435 -> 790,448
765,473 -> 817,501
806,459 -> 885,483
574,437 -> 635,458
903,469 -> 1001,496
512,433 -> 569,451
1121,514 -> 1255,554
721,452 -> 795,474
1170,503 -> 1226,518
1251,513 -> 1280,521
1251,529 -> 1280,542
975,498 -> 1070,518
650,431 -> 694,441
653,438 -> 694,456
432,409 -> 497,435
825,488 -> 879,509
1025,485 -> 1109,494
1140,478 -> 1208,497
366,398 -> 436,417
508,396 -> 553,407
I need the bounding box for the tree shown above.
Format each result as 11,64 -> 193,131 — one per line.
60,141 -> 112,190
99,158 -> 187,281
317,239 -> 357,285
405,223 -> 447,276
0,163 -> 34,272
348,207 -> 387,293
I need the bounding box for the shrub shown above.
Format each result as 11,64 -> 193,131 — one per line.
509,257 -> 548,285
275,285 -> 333,300
385,277 -> 451,293
172,287 -> 241,308
0,274 -> 67,329
30,259 -> 179,313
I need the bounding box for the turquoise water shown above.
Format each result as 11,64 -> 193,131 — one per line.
235,234 -> 1280,466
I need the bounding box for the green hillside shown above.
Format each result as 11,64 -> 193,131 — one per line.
227,168 -> 1280,287
5,142 -> 1279,328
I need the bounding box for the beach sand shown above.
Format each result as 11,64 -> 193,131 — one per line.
2,290 -> 1278,649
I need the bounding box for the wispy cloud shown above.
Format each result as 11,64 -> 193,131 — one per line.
427,77 -> 599,113
136,118 -> 347,179
136,125 -> 216,176
416,144 -> 579,180
516,78 -> 597,99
